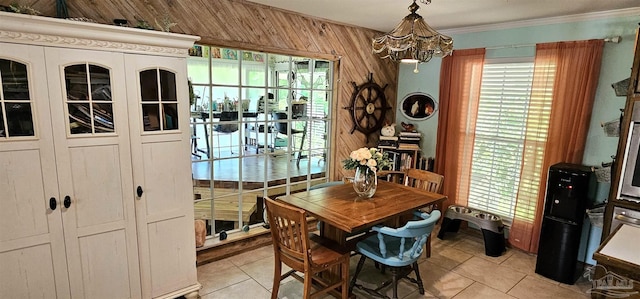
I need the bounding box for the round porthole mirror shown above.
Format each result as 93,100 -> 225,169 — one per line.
400,92 -> 438,120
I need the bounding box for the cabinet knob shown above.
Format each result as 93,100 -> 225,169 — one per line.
63,195 -> 71,208
137,186 -> 143,197
49,197 -> 57,210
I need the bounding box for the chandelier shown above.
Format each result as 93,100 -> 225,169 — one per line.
372,0 -> 453,67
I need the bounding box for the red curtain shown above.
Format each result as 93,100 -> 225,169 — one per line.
435,48 -> 485,212
435,40 -> 603,253
509,40 -> 604,252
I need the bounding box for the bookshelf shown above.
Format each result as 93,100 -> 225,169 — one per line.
378,148 -> 418,183
382,148 -> 420,171
377,130 -> 434,182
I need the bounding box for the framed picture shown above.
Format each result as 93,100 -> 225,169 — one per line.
188,45 -> 202,57
211,47 -> 221,59
400,92 -> 437,120
242,51 -> 254,61
222,48 -> 238,60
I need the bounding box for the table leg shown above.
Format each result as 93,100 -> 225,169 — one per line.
296,123 -> 307,167
203,118 -> 210,158
193,116 -> 211,158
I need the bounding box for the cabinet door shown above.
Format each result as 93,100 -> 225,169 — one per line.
124,54 -> 198,298
44,48 -> 141,299
0,43 -> 71,299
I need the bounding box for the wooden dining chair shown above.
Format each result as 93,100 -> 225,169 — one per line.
264,197 -> 350,299
403,168 -> 444,194
403,168 -> 444,257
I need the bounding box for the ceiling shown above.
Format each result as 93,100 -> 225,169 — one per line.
246,0 -> 640,32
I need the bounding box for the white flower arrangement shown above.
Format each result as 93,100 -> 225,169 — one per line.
342,147 -> 391,172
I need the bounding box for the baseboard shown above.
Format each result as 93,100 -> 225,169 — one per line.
196,228 -> 272,266
196,218 -> 320,266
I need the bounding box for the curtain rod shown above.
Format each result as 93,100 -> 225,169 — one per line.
485,36 -> 621,50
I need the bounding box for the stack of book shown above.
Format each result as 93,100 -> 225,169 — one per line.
398,131 -> 421,150
382,151 -> 414,172
377,135 -> 398,149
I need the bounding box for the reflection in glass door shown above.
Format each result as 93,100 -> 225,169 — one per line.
188,46 -> 332,239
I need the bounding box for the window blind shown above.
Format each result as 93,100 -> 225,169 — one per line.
468,61 -> 535,220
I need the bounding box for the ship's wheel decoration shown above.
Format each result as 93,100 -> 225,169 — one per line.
343,73 -> 390,142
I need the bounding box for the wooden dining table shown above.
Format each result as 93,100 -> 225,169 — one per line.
278,180 -> 446,241
276,180 -> 446,296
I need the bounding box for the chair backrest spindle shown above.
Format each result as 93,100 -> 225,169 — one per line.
266,198 -> 310,266
404,168 -> 444,194
372,210 -> 441,261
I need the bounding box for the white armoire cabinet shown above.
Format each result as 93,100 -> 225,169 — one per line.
0,12 -> 200,299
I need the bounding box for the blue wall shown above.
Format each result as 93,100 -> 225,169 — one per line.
396,13 -> 639,263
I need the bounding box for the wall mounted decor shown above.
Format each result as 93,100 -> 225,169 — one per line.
400,92 -> 437,120
343,73 -> 390,142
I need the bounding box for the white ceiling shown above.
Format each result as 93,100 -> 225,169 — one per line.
246,0 -> 640,32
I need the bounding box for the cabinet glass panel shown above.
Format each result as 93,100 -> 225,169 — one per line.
64,63 -> 114,134
0,59 -> 34,137
92,103 -> 114,132
140,69 -> 158,102
65,64 -> 89,101
89,65 -> 112,101
139,68 -> 180,131
142,104 -> 160,131
163,103 -> 178,130
159,70 -> 176,101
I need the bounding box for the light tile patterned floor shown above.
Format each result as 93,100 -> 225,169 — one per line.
196,227 -> 592,298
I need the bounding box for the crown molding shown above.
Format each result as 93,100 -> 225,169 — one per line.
0,11 -> 200,56
442,7 -> 640,35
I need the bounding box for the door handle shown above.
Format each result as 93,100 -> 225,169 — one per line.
136,186 -> 143,197
63,195 -> 71,208
49,197 -> 57,210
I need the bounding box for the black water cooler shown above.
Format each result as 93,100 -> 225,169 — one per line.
535,163 -> 595,284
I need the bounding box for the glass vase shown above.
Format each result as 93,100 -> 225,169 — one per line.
353,167 -> 377,198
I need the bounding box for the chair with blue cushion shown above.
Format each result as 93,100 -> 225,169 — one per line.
403,168 -> 444,258
349,210 -> 441,299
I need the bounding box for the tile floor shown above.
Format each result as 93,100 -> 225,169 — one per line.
195,227 -> 593,298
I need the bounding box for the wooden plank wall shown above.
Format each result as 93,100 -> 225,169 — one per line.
2,0 -> 398,179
